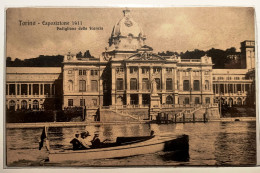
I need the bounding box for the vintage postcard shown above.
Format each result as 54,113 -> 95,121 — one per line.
5,7 -> 256,167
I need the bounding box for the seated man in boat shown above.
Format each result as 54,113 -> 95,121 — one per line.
91,132 -> 101,148
70,132 -> 82,150
78,131 -> 92,149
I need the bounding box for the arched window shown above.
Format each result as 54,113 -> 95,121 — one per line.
166,95 -> 173,104
237,98 -> 242,106
33,100 -> 39,110
9,100 -> 16,111
130,78 -> 137,90
68,80 -> 73,91
21,100 -> 27,109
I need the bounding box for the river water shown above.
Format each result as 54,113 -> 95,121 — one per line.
6,121 -> 256,167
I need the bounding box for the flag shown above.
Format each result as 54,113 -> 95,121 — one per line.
39,126 -> 46,150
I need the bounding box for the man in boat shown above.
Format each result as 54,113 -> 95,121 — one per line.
78,131 -> 92,149
91,132 -> 101,148
70,132 -> 82,150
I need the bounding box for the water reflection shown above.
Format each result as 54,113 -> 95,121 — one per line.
214,122 -> 256,165
6,121 -> 256,166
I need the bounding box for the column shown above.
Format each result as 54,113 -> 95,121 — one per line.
50,84 -> 52,95
43,84 -> 45,95
162,94 -> 166,104
7,84 -> 9,95
111,67 -> 116,105
190,70 -> 193,90
190,70 -> 193,104
75,68 -> 78,92
149,66 -> 152,90
174,69 -> 177,91
19,84 -> 21,95
126,94 -> 130,105
15,83 -> 17,96
27,84 -> 29,95
31,84 -> 33,95
161,67 -> 166,92
126,67 -> 130,91
138,67 -> 142,91
179,70 -> 183,91
138,94 -> 142,105
87,70 -> 90,91
38,84 -> 41,95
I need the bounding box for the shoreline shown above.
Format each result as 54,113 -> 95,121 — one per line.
5,117 -> 256,129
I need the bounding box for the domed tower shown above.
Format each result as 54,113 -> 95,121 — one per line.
103,9 -> 147,60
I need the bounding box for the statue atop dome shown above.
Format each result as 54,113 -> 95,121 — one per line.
107,8 -> 147,55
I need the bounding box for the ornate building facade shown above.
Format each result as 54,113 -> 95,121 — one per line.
5,9 -> 255,120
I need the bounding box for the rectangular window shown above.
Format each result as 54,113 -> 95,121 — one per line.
130,78 -> 138,90
166,78 -> 172,90
166,68 -> 172,73
183,80 -> 190,91
79,70 -> 83,75
142,67 -> 149,74
193,80 -> 200,91
116,78 -> 124,90
44,84 -> 50,95
79,80 -> 86,92
130,67 -> 138,74
68,99 -> 73,106
91,80 -> 98,92
92,99 -> 97,106
91,70 -> 98,76
153,67 -> 161,73
80,99 -> 85,106
184,97 -> 190,104
142,78 -> 150,91
83,70 -> 86,75
195,97 -> 200,104
116,67 -> 124,73
206,97 -> 210,104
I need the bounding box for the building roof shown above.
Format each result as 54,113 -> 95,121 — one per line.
6,67 -> 62,74
213,69 -> 249,75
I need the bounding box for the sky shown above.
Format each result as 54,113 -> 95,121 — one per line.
6,7 -> 255,60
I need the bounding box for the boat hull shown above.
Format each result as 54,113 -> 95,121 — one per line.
48,135 -> 188,162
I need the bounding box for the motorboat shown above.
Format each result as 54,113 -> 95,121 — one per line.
47,133 -> 189,162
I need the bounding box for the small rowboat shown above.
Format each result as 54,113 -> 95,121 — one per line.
47,134 -> 189,162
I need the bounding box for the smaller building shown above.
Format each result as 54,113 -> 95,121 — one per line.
6,67 -> 62,111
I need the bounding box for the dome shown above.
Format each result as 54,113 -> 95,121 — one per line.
111,9 -> 144,38
108,9 -> 146,51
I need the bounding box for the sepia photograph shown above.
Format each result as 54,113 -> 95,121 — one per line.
4,7 -> 256,167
